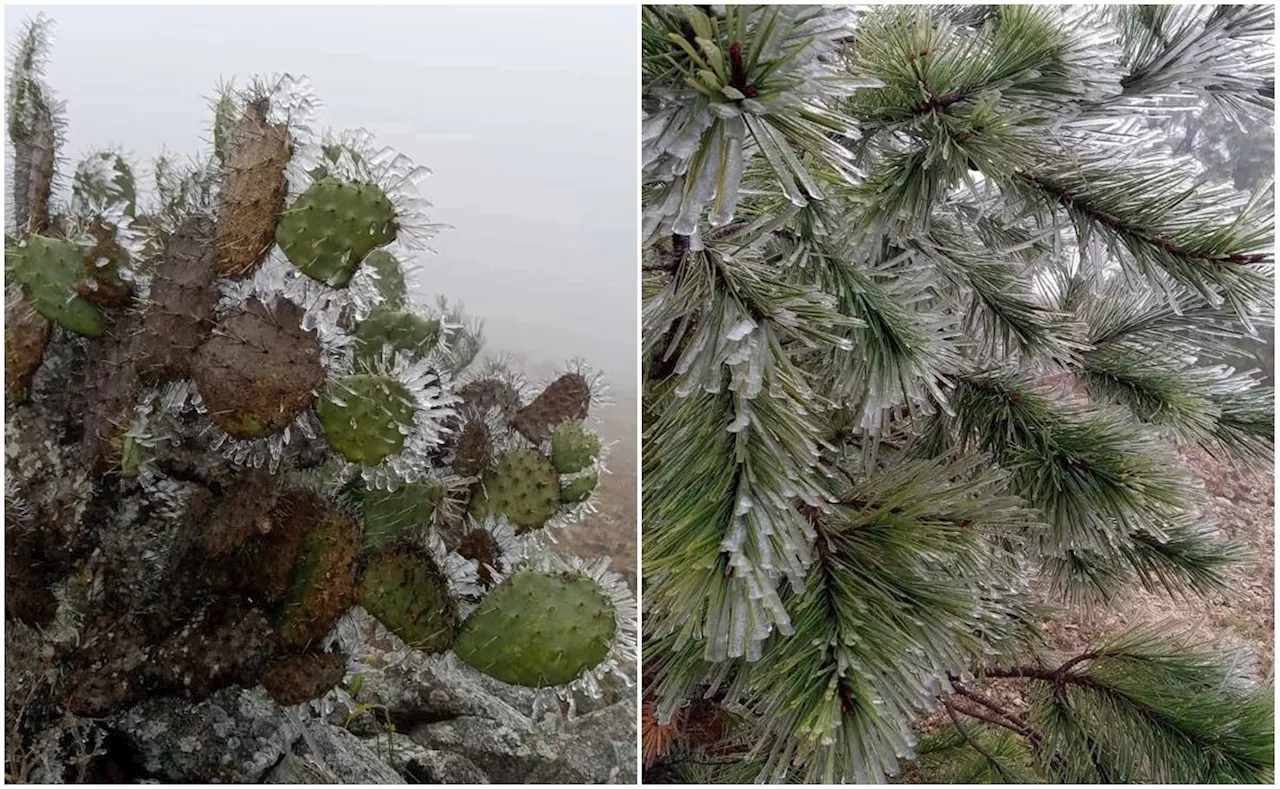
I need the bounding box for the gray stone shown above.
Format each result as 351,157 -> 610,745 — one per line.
265,721 -> 403,784
114,686 -> 296,783
383,733 -> 490,783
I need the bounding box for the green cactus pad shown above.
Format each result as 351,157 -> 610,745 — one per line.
453,570 -> 615,687
364,249 -> 407,309
359,551 -> 458,653
550,423 -> 602,474
560,474 -> 598,504
469,449 -> 560,532
9,236 -> 103,337
315,374 -> 417,465
354,306 -> 440,372
276,177 -> 397,287
362,481 -> 445,552
278,509 -> 362,649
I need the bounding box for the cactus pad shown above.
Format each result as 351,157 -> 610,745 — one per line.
459,377 -> 523,418
358,551 -> 458,653
560,474 -> 599,504
192,298 -> 324,439
9,236 -> 104,337
276,177 -> 397,287
216,100 -> 292,277
261,650 -> 346,706
315,374 -> 418,465
138,215 -> 219,381
278,508 -> 362,649
453,420 -> 491,478
78,219 -> 133,307
5,292 -> 50,401
510,373 -> 590,444
362,481 -> 444,552
469,449 -> 560,531
354,306 -> 440,371
453,570 -> 615,687
550,422 -> 601,474
364,248 -> 407,309
71,151 -> 136,216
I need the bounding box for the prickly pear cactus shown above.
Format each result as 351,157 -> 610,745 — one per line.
454,568 -> 616,687
3,18 -> 633,780
8,234 -> 104,336
276,177 -> 397,286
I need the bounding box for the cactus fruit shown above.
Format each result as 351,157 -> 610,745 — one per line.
354,306 -> 440,370
459,377 -> 523,419
510,373 -> 590,444
261,650 -> 346,706
276,176 -> 397,287
137,215 -> 218,381
469,449 -> 560,531
215,97 -> 292,277
364,248 -> 407,309
192,298 -> 325,439
5,291 -> 50,401
359,550 -> 458,653
550,422 -> 601,474
8,235 -> 104,337
278,508 -> 362,649
362,481 -> 444,552
453,420 -> 491,478
453,570 -> 615,687
315,374 -> 417,465
559,474 -> 599,504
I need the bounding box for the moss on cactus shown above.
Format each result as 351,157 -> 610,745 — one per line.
315,373 -> 417,465
469,449 -> 561,531
276,176 -> 397,286
358,550 -> 458,653
453,570 -> 615,687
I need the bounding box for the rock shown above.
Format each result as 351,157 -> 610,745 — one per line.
383,734 -> 490,783
265,721 -> 402,784
114,686 -> 296,783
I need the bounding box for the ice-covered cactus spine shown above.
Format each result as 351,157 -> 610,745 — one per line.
4,14 -> 633,737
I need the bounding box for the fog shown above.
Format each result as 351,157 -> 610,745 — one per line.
4,4 -> 638,392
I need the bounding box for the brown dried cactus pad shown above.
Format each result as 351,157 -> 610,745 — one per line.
149,606 -> 275,701
261,650 -> 346,706
453,419 -> 491,477
192,298 -> 324,440
201,468 -> 282,557
509,372 -> 590,444
139,215 -> 219,382
77,218 -> 133,306
215,100 -> 292,277
459,377 -> 523,417
277,506 -> 362,649
4,291 -> 50,402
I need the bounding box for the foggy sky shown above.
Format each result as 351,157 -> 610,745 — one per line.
4,4 -> 638,391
